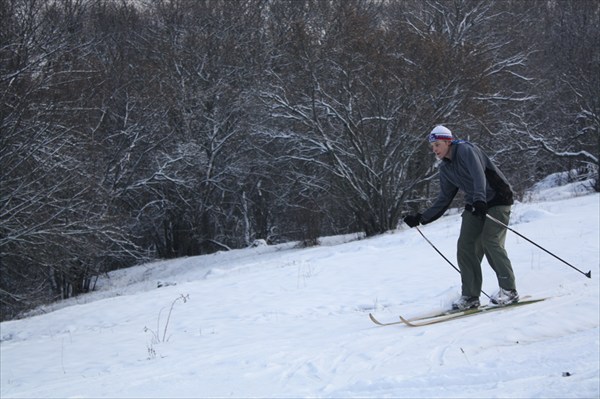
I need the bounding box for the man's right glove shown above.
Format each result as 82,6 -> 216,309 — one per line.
403,213 -> 422,228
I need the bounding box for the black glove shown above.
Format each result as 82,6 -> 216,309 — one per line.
403,213 -> 422,228
472,201 -> 487,220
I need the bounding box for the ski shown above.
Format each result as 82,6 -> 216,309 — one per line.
369,308 -> 464,326
369,313 -> 404,326
369,303 -> 482,326
406,294 -> 533,322
369,296 -> 539,327
399,297 -> 547,327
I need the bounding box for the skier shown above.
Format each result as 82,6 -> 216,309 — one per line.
403,125 -> 519,310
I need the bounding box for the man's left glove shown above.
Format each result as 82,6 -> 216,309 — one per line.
403,213 -> 422,228
472,201 -> 487,220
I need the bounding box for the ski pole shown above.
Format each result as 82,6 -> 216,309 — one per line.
485,214 -> 592,279
415,226 -> 491,299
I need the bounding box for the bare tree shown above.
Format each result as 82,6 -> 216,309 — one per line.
528,1 -> 598,187
1,0 -> 150,319
1,0 -> 597,320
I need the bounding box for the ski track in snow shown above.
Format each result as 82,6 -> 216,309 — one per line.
1,179 -> 599,398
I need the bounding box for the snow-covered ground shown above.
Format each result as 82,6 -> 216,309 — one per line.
1,177 -> 599,398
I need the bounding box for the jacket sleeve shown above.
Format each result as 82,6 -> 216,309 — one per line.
420,172 -> 458,224
458,143 -> 488,204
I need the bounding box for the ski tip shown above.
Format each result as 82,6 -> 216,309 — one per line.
368,313 -> 382,325
399,315 -> 416,327
369,313 -> 405,327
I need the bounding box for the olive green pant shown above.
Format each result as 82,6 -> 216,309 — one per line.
457,205 -> 516,297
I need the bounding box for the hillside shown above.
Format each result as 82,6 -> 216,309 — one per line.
1,179 -> 598,398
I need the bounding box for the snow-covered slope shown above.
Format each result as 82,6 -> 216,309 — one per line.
1,181 -> 598,398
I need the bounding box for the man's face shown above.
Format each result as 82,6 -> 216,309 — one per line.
430,140 -> 452,159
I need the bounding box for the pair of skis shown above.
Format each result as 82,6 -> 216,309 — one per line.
369,297 -> 546,327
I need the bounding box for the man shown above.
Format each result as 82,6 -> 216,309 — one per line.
403,125 -> 519,310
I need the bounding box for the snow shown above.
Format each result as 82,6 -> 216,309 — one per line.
1,176 -> 599,398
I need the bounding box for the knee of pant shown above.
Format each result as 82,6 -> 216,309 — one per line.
482,239 -> 505,251
458,234 -> 478,246
457,241 -> 470,254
